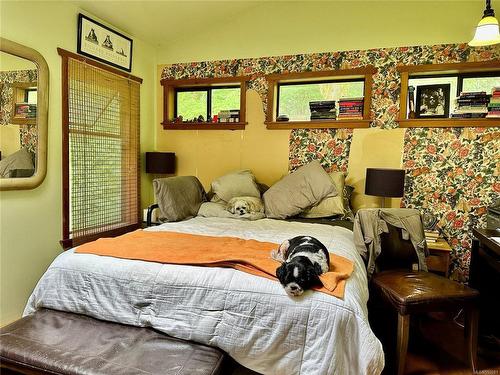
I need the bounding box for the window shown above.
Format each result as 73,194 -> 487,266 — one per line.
399,61 -> 500,127
161,76 -> 248,130
406,72 -> 500,120
264,66 -> 375,129
277,80 -> 364,121
25,88 -> 37,104
59,49 -> 142,248
460,75 -> 500,93
174,86 -> 240,120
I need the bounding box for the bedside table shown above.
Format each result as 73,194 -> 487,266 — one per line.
426,239 -> 452,277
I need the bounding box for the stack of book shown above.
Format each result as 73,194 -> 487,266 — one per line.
218,109 -> 240,123
425,230 -> 440,243
486,87 -> 500,118
451,91 -> 490,119
309,101 -> 336,121
15,103 -> 37,119
338,98 -> 364,120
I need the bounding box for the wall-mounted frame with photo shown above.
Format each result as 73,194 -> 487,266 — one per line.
77,14 -> 133,72
415,83 -> 450,118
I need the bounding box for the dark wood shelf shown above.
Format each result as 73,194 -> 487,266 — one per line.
398,118 -> 500,128
10,117 -> 36,125
265,119 -> 371,129
162,122 -> 247,130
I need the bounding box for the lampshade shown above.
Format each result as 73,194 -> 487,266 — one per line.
365,168 -> 405,198
145,152 -> 175,174
469,0 -> 500,46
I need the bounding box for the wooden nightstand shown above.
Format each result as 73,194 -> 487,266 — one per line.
426,239 -> 452,277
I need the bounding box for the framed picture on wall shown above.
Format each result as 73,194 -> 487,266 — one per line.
415,84 -> 450,118
77,14 -> 133,72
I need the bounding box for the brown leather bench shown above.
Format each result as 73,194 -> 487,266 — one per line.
0,308 -> 227,375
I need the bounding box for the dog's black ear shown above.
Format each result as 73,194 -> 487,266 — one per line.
276,264 -> 286,283
313,263 -> 323,276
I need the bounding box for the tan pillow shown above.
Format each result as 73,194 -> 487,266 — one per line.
300,172 -> 346,218
153,176 -> 206,222
211,170 -> 260,203
263,160 -> 336,219
0,148 -> 34,178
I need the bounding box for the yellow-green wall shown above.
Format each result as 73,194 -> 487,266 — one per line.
157,1 -> 490,64
0,1 -> 156,326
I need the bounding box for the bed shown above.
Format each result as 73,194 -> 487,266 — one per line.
24,217 -> 384,375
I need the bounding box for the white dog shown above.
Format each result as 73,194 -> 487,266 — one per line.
226,196 -> 264,216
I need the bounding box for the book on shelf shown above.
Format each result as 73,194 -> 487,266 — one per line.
487,87 -> 500,118
425,230 -> 441,243
451,91 -> 491,118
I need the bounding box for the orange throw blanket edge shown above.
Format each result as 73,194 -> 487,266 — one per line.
75,230 -> 354,299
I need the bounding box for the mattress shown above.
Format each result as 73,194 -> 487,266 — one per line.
24,217 -> 384,375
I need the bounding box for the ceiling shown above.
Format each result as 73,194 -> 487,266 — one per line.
71,1 -> 262,48
71,0 -> 484,49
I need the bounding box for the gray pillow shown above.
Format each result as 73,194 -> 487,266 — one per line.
0,148 -> 34,178
263,160 -> 336,219
153,176 -> 206,222
210,170 -> 260,203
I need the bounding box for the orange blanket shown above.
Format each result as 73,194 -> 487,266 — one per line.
76,230 -> 354,298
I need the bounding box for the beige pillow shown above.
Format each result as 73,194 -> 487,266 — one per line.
263,160 -> 336,219
153,176 -> 206,222
211,170 -> 260,203
300,172 -> 346,218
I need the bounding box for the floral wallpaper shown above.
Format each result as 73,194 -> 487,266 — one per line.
161,44 -> 500,281
0,69 -> 38,154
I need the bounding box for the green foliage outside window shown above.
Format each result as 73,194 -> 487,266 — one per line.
176,87 -> 240,121
211,88 -> 240,116
462,77 -> 500,94
177,91 -> 208,120
278,81 -> 364,121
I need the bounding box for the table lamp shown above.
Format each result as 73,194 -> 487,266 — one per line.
365,168 -> 405,207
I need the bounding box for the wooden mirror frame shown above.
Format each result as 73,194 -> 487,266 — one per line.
0,37 -> 49,190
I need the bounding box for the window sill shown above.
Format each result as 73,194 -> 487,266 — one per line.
162,122 -> 247,130
397,118 -> 500,128
264,119 -> 371,129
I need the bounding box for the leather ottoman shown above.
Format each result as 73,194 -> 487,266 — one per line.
0,309 -> 226,375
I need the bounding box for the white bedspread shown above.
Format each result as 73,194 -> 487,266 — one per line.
24,217 -> 384,375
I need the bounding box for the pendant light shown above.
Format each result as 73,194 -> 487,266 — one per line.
469,0 -> 500,46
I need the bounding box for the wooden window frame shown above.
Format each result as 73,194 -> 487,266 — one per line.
161,76 -> 249,130
397,60 -> 500,128
58,48 -> 143,249
264,66 -> 376,129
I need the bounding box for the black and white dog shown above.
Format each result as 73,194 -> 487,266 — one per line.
272,236 -> 330,297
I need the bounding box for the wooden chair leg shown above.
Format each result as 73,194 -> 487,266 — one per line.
464,306 -> 478,372
396,313 -> 410,375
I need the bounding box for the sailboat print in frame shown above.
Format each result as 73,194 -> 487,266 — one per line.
77,13 -> 133,72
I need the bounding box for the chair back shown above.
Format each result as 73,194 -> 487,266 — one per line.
377,223 -> 419,271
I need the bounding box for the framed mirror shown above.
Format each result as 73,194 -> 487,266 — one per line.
0,38 -> 48,190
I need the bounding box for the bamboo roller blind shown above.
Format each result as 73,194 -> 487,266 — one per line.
66,57 -> 140,244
